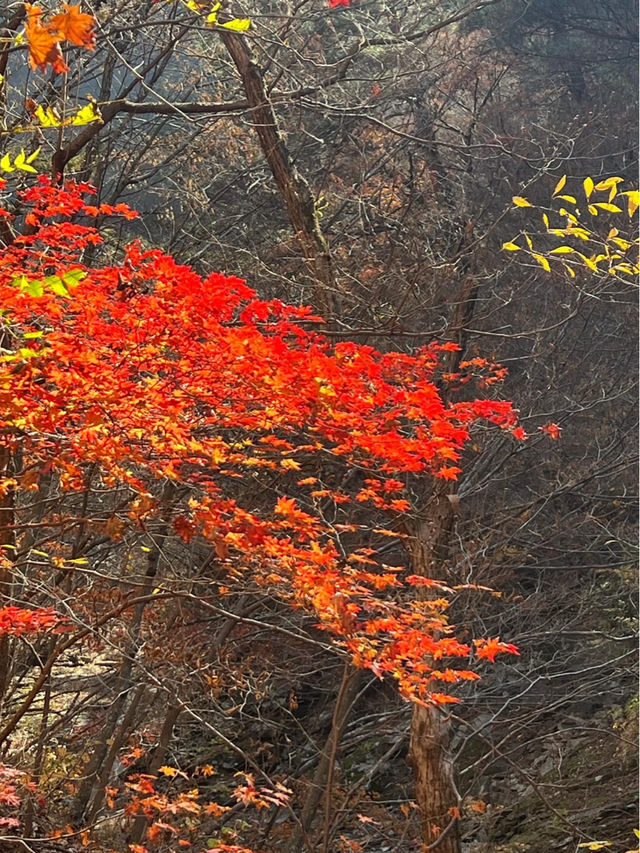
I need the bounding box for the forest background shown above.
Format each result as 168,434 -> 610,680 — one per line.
0,1 -> 637,852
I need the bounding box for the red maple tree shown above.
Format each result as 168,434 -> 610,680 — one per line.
0,176 -> 520,702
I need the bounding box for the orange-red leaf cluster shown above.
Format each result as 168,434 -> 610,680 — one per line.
0,177 -> 520,704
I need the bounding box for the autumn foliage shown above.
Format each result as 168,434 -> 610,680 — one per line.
0,172 -> 523,847
0,6 -> 529,848
0,176 -> 520,703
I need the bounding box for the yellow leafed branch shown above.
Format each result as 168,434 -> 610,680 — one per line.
0,147 -> 40,174
505,176 -> 639,283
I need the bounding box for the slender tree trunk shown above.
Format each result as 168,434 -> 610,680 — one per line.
288,664 -> 362,852
408,243 -> 478,852
128,701 -> 181,844
87,682 -> 147,822
408,498 -> 461,853
221,31 -> 339,323
70,523 -> 168,825
0,443 -> 15,703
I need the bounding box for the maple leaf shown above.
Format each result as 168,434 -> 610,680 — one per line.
539,422 -> 562,440
328,0 -> 351,6
157,765 -> 180,777
436,465 -> 462,481
25,5 -> 69,73
474,638 -> 520,662
50,3 -> 96,48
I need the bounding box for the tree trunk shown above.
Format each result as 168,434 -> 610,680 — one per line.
71,521 -> 168,825
128,701 -> 181,844
408,497 -> 461,852
288,664 -> 362,852
410,702 -> 460,852
221,31 -> 339,323
406,218 -> 480,851
0,443 -> 15,703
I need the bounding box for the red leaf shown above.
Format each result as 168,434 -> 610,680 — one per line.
539,422 -> 562,440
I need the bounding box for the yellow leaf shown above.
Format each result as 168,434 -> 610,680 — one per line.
623,190 -> 639,218
206,1 -> 222,23
612,263 -> 639,275
559,208 -> 578,224
583,177 -> 595,199
35,104 -> 60,127
593,202 -> 622,213
576,253 -> 599,272
14,149 -> 37,173
0,153 -> 15,173
220,18 -> 251,31
70,103 -> 102,125
158,765 -> 180,777
588,205 -> 598,215
523,233 -> 533,249
552,174 -> 567,196
502,241 -> 520,251
557,194 -> 577,204
26,146 -> 40,164
532,253 -> 550,272
567,226 -> 589,240
512,196 -> 531,207
595,176 -> 622,190
280,458 -> 301,470
577,843 -> 612,851
611,237 -> 632,250
550,246 -> 575,254
562,263 -> 576,278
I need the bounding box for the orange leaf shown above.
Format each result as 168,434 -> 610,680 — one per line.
25,5 -> 68,73
50,3 -> 96,48
474,637 -> 519,662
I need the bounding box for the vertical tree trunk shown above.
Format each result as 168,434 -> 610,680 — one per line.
221,31 -> 339,323
128,702 -> 181,844
408,250 -> 478,852
0,443 -> 15,703
410,703 -> 460,852
288,665 -> 362,853
408,498 -> 461,853
71,522 -> 168,825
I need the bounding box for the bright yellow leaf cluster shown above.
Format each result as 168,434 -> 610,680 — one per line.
504,177 -> 639,281
0,148 -> 39,173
